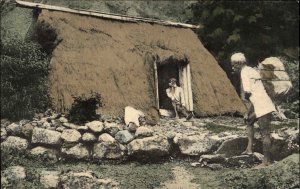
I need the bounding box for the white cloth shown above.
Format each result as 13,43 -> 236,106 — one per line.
166,86 -> 186,106
241,66 -> 276,118
124,106 -> 145,126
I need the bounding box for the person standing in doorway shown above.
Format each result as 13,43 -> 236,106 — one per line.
166,78 -> 193,120
231,52 -> 276,167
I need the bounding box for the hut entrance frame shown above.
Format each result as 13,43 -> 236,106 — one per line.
154,59 -> 193,116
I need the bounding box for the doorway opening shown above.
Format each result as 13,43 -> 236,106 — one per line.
154,58 -> 193,116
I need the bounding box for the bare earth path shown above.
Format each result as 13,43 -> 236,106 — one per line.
156,166 -> 201,189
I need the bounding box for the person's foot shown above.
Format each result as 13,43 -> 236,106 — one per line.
241,150 -> 253,155
186,113 -> 193,121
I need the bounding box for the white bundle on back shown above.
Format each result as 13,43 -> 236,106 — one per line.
258,57 -> 292,99
231,52 -> 246,62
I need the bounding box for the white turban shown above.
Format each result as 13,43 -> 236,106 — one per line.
231,52 -> 246,63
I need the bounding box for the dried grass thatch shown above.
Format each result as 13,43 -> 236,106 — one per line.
38,10 -> 246,117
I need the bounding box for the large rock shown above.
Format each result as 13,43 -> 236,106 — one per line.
61,129 -> 81,143
1,166 -> 26,184
135,126 -> 153,138
225,154 -> 258,168
269,133 -> 298,161
30,146 -> 59,161
93,133 -> 126,160
1,136 -> 28,150
31,127 -> 62,146
40,170 -> 60,189
215,137 -> 262,157
85,121 -> 104,133
115,130 -> 134,144
104,122 -> 123,136
173,134 -> 217,156
21,123 -> 34,139
63,122 -> 78,129
82,133 -> 97,142
199,154 -> 226,164
127,135 -> 171,158
61,143 -> 90,159
59,171 -> 120,189
6,123 -> 22,136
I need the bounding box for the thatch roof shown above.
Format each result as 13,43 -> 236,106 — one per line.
37,10 -> 246,117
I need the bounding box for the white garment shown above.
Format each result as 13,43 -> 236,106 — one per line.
241,66 -> 276,118
166,86 -> 186,106
124,106 -> 145,126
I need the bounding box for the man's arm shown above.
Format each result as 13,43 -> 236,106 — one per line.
166,88 -> 175,101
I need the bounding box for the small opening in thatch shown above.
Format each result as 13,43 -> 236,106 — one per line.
155,57 -> 193,116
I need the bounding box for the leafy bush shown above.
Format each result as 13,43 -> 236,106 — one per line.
67,92 -> 103,124
0,35 -> 51,120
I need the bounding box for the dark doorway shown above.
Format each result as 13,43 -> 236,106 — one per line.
157,63 -> 179,110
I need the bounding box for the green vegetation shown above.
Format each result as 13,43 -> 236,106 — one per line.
191,1 -> 299,117
67,92 -> 103,124
1,147 -> 174,189
0,36 -> 51,120
222,154 -> 299,189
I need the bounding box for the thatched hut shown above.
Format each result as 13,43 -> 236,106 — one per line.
19,1 -> 246,117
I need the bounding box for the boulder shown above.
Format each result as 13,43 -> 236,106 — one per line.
104,122 -> 123,136
97,178 -> 120,188
135,126 -> 153,138
59,171 -> 116,189
30,146 -> 59,161
127,135 -> 171,158
21,123 -> 34,139
215,137 -> 262,157
93,133 -> 126,160
61,143 -> 90,159
56,126 -> 66,132
31,127 -> 62,146
59,116 -> 68,123
1,166 -> 26,184
6,123 -> 22,136
61,129 -> 81,143
269,133 -> 298,161
199,154 -> 226,164
115,130 -> 134,144
42,122 -> 52,129
1,128 -> 7,141
173,134 -> 217,156
77,126 -> 89,132
82,133 -> 97,142
126,122 -> 138,132
1,136 -> 28,150
40,170 -> 60,189
85,121 -> 104,133
63,123 -> 78,129
225,154 -> 257,168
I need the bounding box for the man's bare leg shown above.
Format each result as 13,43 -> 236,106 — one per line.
259,113 -> 272,166
172,102 -> 179,119
243,123 -> 254,154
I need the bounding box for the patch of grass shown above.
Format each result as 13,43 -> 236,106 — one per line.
204,122 -> 241,134
1,147 -> 174,189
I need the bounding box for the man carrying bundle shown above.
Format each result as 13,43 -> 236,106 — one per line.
231,52 -> 277,167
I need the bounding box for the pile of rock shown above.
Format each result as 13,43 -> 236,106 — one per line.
1,112 -> 298,165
